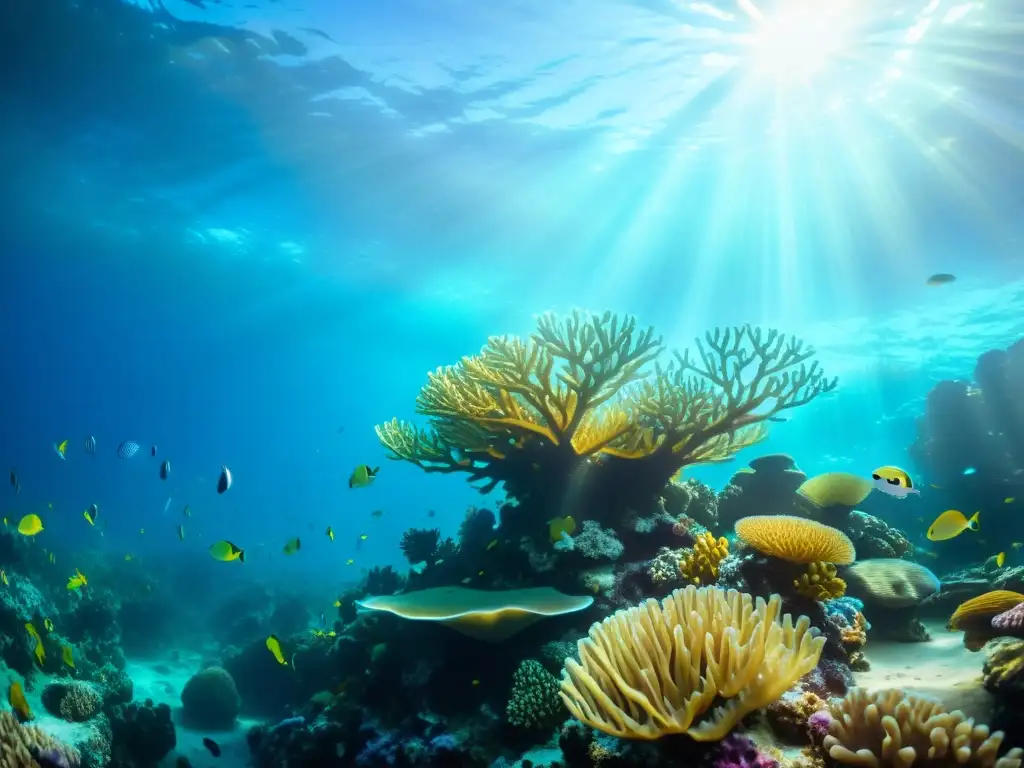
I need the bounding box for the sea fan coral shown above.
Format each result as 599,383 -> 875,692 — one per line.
793,561 -> 846,601
734,515 -> 855,565
559,584 -> 825,741
679,531 -> 729,586
822,687 -> 1022,768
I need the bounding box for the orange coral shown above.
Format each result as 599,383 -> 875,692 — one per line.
734,515 -> 856,565
678,531 -> 729,585
0,711 -> 80,768
840,612 -> 868,651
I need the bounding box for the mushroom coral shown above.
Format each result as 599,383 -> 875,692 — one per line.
376,312 -> 836,525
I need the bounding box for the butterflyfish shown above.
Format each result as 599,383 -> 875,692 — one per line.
926,509 -> 980,542
17,514 -> 43,536
996,552 -> 1006,568
348,465 -> 379,489
8,681 -> 31,722
548,515 -> 576,543
209,540 -> 245,563
0,570 -> 7,586
62,645 -> 75,669
870,466 -> 920,498
325,526 -> 334,542
283,537 -> 301,555
54,440 -> 68,460
265,635 -> 288,666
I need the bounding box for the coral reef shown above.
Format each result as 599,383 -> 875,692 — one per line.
559,585 -> 824,740
0,711 -> 81,768
41,682 -> 103,723
679,532 -> 730,586
949,591 -> 1024,650
734,516 -> 855,565
180,666 -> 241,729
107,700 -> 176,768
506,660 -> 565,730
822,687 -> 1022,767
793,562 -> 846,602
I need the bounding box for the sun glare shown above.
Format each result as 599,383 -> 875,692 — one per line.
742,0 -> 857,85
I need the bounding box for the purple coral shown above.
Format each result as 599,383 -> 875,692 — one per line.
807,710 -> 832,742
711,734 -> 778,768
992,602 -> 1024,634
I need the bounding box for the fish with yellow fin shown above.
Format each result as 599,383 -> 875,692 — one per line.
124,553 -> 134,562
0,570 -> 7,586
43,618 -> 54,632
209,540 -> 245,563
67,568 -> 88,590
926,509 -> 980,542
548,515 -> 576,544
25,624 -> 44,664
346,558 -> 355,566
54,440 -> 68,460
333,599 -> 342,607
995,552 -> 1006,568
486,539 -> 498,551
871,466 -> 920,498
348,465 -> 379,489
325,526 -> 334,542
265,635 -> 291,667
283,538 -> 301,555
62,645 -> 75,669
17,514 -> 43,536
8,681 -> 32,722
83,504 -> 98,526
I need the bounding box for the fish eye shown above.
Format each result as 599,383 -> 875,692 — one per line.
887,478 -> 900,485
871,474 -> 881,480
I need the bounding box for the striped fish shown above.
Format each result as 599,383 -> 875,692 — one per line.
117,441 -> 140,459
84,436 -> 96,455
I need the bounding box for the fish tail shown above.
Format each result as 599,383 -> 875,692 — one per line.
238,550 -> 245,564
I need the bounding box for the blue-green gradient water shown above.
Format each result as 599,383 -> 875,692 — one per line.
1,0 -> 1022,591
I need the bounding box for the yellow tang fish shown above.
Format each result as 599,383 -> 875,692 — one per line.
283,537 -> 301,555
325,526 -> 334,542
8,681 -> 32,722
333,599 -> 342,607
43,619 -> 54,632
548,515 -> 576,544
209,540 -> 245,563
926,510 -> 980,542
265,635 -> 288,666
348,464 -> 379,489
67,568 -> 88,590
995,552 -> 1007,568
62,645 -> 75,669
16,514 -> 43,536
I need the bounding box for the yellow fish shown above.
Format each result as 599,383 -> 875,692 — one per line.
325,526 -> 334,542
1006,498 -> 1016,504
54,440 -> 68,459
3,517 -> 7,526
548,515 -> 576,544
209,540 -> 245,563
359,533 -> 368,541
67,568 -> 88,590
283,537 -> 301,555
870,466 -> 920,498
16,514 -> 43,536
83,504 -> 98,526
346,558 -> 355,566
333,599 -> 342,607
265,634 -> 288,666
995,552 -> 1006,568
471,679 -> 480,687
486,539 -> 498,551
478,570 -> 485,576
25,624 -> 44,665
8,681 -> 31,722
25,623 -> 40,642
348,464 -> 379,489
43,619 -> 53,632
926,509 -> 980,542
61,645 -> 75,669
0,570 -> 7,586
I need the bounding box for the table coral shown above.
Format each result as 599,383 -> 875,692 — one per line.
376,314 -> 835,526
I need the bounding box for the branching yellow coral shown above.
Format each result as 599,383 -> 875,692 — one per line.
679,531 -> 729,586
793,561 -> 846,601
559,585 -> 825,741
375,314 -> 836,499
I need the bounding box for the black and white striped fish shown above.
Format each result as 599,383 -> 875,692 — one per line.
84,436 -> 96,455
117,441 -> 141,459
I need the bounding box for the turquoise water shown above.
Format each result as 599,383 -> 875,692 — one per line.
2,1 -> 1023,767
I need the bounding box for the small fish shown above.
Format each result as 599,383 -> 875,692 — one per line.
346,558 -> 355,565
319,611 -> 326,627
266,634 -> 289,665
8,681 -> 32,722
1006,498 -> 1015,504
870,466 -> 920,498
927,509 -> 980,542
283,537 -> 301,555
61,645 -> 75,669
478,570 -> 485,576
486,539 -> 498,551
151,445 -> 157,457
217,465 -> 232,494
963,467 -> 977,476
0,570 -> 7,586
183,504 -> 192,517
472,679 -> 480,686
44,618 -> 53,632
117,440 -> 141,459
84,504 -> 98,526
124,553 -> 134,561
139,528 -> 145,535
202,738 -> 221,757
178,525 -> 185,540
67,568 -> 88,590
333,599 -> 342,607
348,465 -> 379,489
326,526 -> 334,542
995,552 -> 1006,568
48,552 -> 55,565
427,510 -> 435,518
10,468 -> 18,491
164,497 -> 172,513
359,533 -> 368,541
548,515 -> 576,544
17,514 -> 43,536
84,436 -> 96,455
926,273 -> 956,286
160,460 -> 171,480
1013,542 -> 1023,550
54,440 -> 68,460
371,509 -> 384,518
209,540 -> 245,563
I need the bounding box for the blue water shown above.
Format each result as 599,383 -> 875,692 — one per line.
2,0 -> 1024,644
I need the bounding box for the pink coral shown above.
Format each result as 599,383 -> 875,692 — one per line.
712,734 -> 779,768
807,710 -> 831,742
992,601 -> 1024,634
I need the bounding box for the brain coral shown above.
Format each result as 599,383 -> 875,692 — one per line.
734,515 -> 856,565
559,584 -> 824,741
0,710 -> 81,768
823,687 -> 1022,768
40,682 -> 103,723
843,559 -> 940,608
180,667 -> 240,729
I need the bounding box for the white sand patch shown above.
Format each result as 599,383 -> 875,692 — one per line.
855,619 -> 993,723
